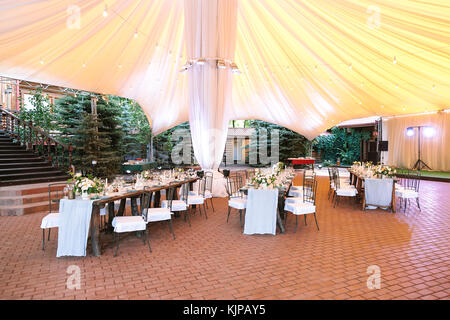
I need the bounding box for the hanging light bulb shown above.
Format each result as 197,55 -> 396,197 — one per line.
82,63 -> 86,68
231,62 -> 241,74
348,63 -> 352,70
39,58 -> 44,65
432,84 -> 436,90
314,65 -> 318,72
103,4 -> 108,17
393,56 -> 397,64
134,30 -> 138,38
360,82 -> 364,87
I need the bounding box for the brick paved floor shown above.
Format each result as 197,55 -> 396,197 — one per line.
0,175 -> 448,300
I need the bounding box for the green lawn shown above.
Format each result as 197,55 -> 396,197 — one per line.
395,168 -> 450,179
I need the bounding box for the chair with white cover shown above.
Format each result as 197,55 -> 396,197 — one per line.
225,176 -> 247,227
185,178 -> 208,219
142,186 -> 175,239
331,168 -> 357,207
162,182 -> 191,226
190,172 -> 214,212
111,196 -> 151,257
284,177 -> 319,232
395,172 -> 421,212
41,182 -> 68,250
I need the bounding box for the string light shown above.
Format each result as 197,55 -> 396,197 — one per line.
39,58 -> 44,65
393,56 -> 397,64
134,30 -> 138,38
103,4 -> 108,17
314,65 -> 318,72
432,84 -> 436,90
82,63 -> 86,68
348,63 -> 352,70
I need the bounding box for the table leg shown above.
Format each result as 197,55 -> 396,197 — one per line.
90,205 -> 101,257
153,191 -> 161,208
277,209 -> 285,234
117,199 -> 126,216
105,202 -> 115,233
131,197 -> 141,238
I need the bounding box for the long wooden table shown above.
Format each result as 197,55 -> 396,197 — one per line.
89,177 -> 199,256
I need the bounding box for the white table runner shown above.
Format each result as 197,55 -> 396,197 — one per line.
364,178 -> 394,210
244,188 -> 278,235
57,199 -> 93,257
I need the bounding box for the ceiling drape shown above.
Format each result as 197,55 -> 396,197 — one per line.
184,0 -> 237,169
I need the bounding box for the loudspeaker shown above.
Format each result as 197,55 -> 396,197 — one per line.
378,141 -> 388,152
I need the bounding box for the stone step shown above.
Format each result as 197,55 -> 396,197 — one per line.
0,200 -> 59,216
0,153 -> 40,158
0,181 -> 67,197
0,192 -> 51,206
0,166 -> 54,175
0,161 -> 51,169
0,170 -> 66,180
0,176 -> 70,187
0,157 -> 45,163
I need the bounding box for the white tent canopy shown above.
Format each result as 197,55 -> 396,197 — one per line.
1,0 -> 449,168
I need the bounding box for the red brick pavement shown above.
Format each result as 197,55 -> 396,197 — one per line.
0,175 -> 449,300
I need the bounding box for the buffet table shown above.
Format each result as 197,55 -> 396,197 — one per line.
288,158 -> 315,170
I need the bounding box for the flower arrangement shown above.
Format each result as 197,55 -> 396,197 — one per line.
373,165 -> 396,177
142,170 -> 152,180
68,172 -> 104,196
252,173 -> 277,188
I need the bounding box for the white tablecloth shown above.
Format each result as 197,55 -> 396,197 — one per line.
364,178 -> 394,210
244,188 -> 278,235
57,199 -> 93,257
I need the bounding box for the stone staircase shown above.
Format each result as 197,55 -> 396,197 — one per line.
0,129 -> 69,187
0,129 -> 69,216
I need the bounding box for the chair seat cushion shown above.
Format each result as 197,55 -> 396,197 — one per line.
112,216 -> 146,233
161,200 -> 187,211
284,201 -> 316,215
396,189 -> 419,199
336,188 -> 358,196
285,197 -> 304,204
189,190 -> 212,198
145,208 -> 172,222
41,213 -> 59,229
187,195 -> 205,205
228,197 -> 247,210
289,189 -> 303,197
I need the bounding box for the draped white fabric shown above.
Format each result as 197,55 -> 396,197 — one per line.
382,111 -> 450,171
184,0 -> 237,169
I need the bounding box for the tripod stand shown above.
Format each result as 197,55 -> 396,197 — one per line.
410,126 -> 432,171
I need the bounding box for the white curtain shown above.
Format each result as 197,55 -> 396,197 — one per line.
382,111 -> 450,171
184,0 -> 237,169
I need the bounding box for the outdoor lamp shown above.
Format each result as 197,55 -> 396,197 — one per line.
423,126 -> 436,137
406,127 -> 415,136
406,125 -> 434,170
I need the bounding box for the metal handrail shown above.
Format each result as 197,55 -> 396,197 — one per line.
0,107 -> 72,170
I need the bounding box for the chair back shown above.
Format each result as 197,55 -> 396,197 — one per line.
141,187 -> 154,220
303,170 -> 316,186
225,176 -> 242,198
332,168 -> 341,189
404,171 -> 421,192
48,182 -> 72,213
204,172 -> 213,193
179,182 -> 190,204
303,177 -> 317,205
196,176 -> 207,197
165,183 -> 179,210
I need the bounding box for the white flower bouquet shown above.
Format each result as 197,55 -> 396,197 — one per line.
68,172 -> 104,196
